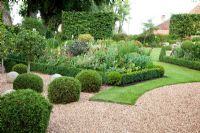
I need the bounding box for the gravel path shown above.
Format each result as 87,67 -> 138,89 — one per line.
0,73 -> 200,133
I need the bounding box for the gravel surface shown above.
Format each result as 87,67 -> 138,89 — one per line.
0,73 -> 200,133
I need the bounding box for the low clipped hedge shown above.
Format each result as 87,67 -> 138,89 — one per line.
76,70 -> 102,92
0,89 -> 52,133
12,64 -> 27,74
161,56 -> 200,70
48,77 -> 81,104
159,47 -> 200,70
13,73 -> 43,92
4,58 -> 82,77
31,63 -> 82,77
106,71 -> 122,86
120,66 -> 165,86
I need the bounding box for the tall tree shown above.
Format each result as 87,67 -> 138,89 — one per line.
4,0 -> 113,30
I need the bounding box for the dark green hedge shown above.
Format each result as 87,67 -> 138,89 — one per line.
62,12 -> 115,39
4,58 -> 82,77
31,63 -> 82,77
159,47 -> 200,70
161,56 -> 200,70
120,66 -> 165,86
170,14 -> 200,38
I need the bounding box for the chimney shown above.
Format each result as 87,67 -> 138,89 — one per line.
161,15 -> 166,22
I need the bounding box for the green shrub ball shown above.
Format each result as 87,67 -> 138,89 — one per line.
76,70 -> 102,92
48,77 -> 81,104
107,71 -> 122,85
12,63 -> 28,74
0,89 -> 52,133
13,73 -> 43,92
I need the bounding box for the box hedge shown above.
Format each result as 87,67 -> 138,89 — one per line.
159,47 -> 200,70
170,14 -> 200,38
62,12 -> 115,39
120,66 -> 165,86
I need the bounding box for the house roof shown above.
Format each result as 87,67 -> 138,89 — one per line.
190,3 -> 200,14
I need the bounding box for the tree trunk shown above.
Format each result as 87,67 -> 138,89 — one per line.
27,61 -> 31,73
1,58 -> 4,74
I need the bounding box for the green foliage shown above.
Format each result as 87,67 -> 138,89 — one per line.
124,53 -> 153,69
170,14 -> 200,38
120,66 -> 165,86
0,21 -> 8,59
46,38 -> 60,49
107,71 -> 122,85
13,73 -> 43,92
161,56 -> 200,70
181,40 -> 194,53
22,17 -> 46,36
12,64 -> 27,74
15,29 -> 46,63
159,47 -> 166,61
62,12 -> 114,39
112,33 -> 129,42
192,42 -> 200,60
192,36 -> 200,42
68,41 -> 89,56
0,89 -> 52,133
173,47 -> 184,58
78,34 -> 94,42
4,60 -> 17,72
48,77 -> 81,104
76,70 -> 102,92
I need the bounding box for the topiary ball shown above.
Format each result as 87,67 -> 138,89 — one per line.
13,73 -> 43,92
76,70 -> 102,92
0,89 -> 52,133
48,77 -> 81,104
12,64 -> 28,74
107,71 -> 122,86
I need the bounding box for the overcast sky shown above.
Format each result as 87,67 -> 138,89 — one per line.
11,0 -> 200,35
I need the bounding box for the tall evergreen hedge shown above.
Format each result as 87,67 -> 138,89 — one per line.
62,12 -> 115,39
170,14 -> 200,38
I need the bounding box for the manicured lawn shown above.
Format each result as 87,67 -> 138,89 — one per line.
90,48 -> 200,105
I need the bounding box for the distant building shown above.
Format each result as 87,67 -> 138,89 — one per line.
154,3 -> 200,35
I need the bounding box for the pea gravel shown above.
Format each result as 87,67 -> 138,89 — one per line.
0,73 -> 200,133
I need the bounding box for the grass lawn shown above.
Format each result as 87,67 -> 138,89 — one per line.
90,48 -> 200,105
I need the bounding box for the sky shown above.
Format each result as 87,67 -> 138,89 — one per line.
11,0 -> 200,35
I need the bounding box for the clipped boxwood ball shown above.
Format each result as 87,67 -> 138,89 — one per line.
0,89 -> 52,133
107,71 -> 122,86
12,64 -> 28,74
13,73 -> 43,92
76,70 -> 102,92
48,77 -> 81,104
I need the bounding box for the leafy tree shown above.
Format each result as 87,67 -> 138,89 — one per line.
15,29 -> 46,72
4,0 -> 113,30
114,0 -> 130,33
142,19 -> 158,44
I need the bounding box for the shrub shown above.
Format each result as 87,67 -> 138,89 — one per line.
112,33 -> 129,42
76,70 -> 102,92
159,47 -> 166,61
12,64 -> 27,74
134,40 -> 143,47
120,66 -> 165,86
48,77 -> 81,103
192,36 -> 200,42
78,34 -> 94,42
181,40 -> 194,52
161,56 -> 200,70
107,71 -> 122,85
13,73 -> 43,92
0,89 -> 52,133
22,17 -> 46,36
68,41 -> 88,56
192,42 -> 200,60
